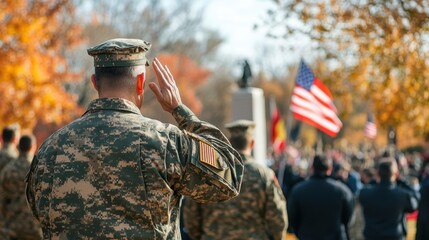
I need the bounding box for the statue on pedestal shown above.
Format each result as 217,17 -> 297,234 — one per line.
238,60 -> 252,88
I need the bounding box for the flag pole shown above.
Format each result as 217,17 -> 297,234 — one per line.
285,62 -> 301,146
316,130 -> 323,155
274,96 -> 286,188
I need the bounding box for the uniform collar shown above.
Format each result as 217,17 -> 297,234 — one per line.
2,143 -> 16,152
239,153 -> 256,163
1,144 -> 18,157
18,153 -> 34,163
83,98 -> 142,116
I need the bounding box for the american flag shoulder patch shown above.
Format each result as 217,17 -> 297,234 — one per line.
199,141 -> 221,169
183,130 -> 223,170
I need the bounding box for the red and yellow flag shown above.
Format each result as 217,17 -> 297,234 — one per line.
270,98 -> 286,154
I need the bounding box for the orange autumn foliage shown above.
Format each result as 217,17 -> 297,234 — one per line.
157,54 -> 211,114
0,0 -> 82,130
267,0 -> 429,137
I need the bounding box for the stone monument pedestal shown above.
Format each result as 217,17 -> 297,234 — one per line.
231,88 -> 267,165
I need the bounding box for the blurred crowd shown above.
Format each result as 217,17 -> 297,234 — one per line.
269,142 -> 429,240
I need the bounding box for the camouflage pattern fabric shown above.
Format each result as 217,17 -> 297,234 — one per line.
0,144 -> 18,173
0,153 -> 42,240
0,143 -> 18,237
184,154 -> 288,240
87,38 -> 151,67
25,98 -> 243,239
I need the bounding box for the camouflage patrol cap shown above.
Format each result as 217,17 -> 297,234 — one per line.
87,38 -> 152,67
225,119 -> 256,137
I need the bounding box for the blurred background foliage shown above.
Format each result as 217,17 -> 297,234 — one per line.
1,0 -> 428,150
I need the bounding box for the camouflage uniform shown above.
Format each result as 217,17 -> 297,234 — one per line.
184,153 -> 288,240
0,143 -> 18,237
26,98 -> 243,239
0,144 -> 18,173
0,153 -> 42,239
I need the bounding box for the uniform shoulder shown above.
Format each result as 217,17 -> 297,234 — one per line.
145,117 -> 181,133
246,161 -> 275,176
66,113 -> 181,138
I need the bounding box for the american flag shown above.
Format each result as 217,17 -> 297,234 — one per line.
199,141 -> 218,168
290,60 -> 343,137
364,114 -> 377,139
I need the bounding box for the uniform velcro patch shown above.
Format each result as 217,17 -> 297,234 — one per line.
184,130 -> 226,170
199,141 -> 219,169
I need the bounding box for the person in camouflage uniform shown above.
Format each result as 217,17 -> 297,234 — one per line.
0,124 -> 20,238
25,38 -> 244,239
0,135 -> 42,239
184,120 -> 288,240
0,125 -> 20,173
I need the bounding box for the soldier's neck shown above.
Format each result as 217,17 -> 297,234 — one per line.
239,148 -> 252,156
98,91 -> 140,108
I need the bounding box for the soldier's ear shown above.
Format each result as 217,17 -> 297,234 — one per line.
90,74 -> 98,90
250,139 -> 255,149
137,72 -> 145,95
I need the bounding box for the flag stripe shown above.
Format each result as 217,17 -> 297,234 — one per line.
292,88 -> 341,122
291,106 -> 341,134
311,80 -> 334,106
313,78 -> 333,99
200,142 -> 217,167
293,113 -> 338,137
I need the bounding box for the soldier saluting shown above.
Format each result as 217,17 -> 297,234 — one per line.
26,38 -> 243,239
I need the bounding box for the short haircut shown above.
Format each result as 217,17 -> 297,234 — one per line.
312,154 -> 332,173
94,66 -> 143,90
2,125 -> 19,143
228,130 -> 252,151
377,158 -> 397,182
18,135 -> 35,152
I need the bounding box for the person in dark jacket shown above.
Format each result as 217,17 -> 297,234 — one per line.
416,163 -> 429,240
288,155 -> 355,240
359,158 -> 419,240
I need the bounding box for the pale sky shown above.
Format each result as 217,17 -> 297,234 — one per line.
198,0 -> 310,76
202,0 -> 274,57
198,0 -> 292,75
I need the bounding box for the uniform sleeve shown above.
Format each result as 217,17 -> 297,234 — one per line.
169,105 -> 244,203
25,155 -> 41,222
25,142 -> 55,224
183,198 -> 203,240
0,169 -> 8,220
0,165 -> 19,217
263,170 -> 288,240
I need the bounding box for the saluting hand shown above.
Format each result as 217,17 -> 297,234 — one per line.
149,58 -> 183,113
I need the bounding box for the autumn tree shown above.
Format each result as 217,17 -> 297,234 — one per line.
71,0 -> 224,118
264,0 -> 429,139
0,0 -> 82,130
